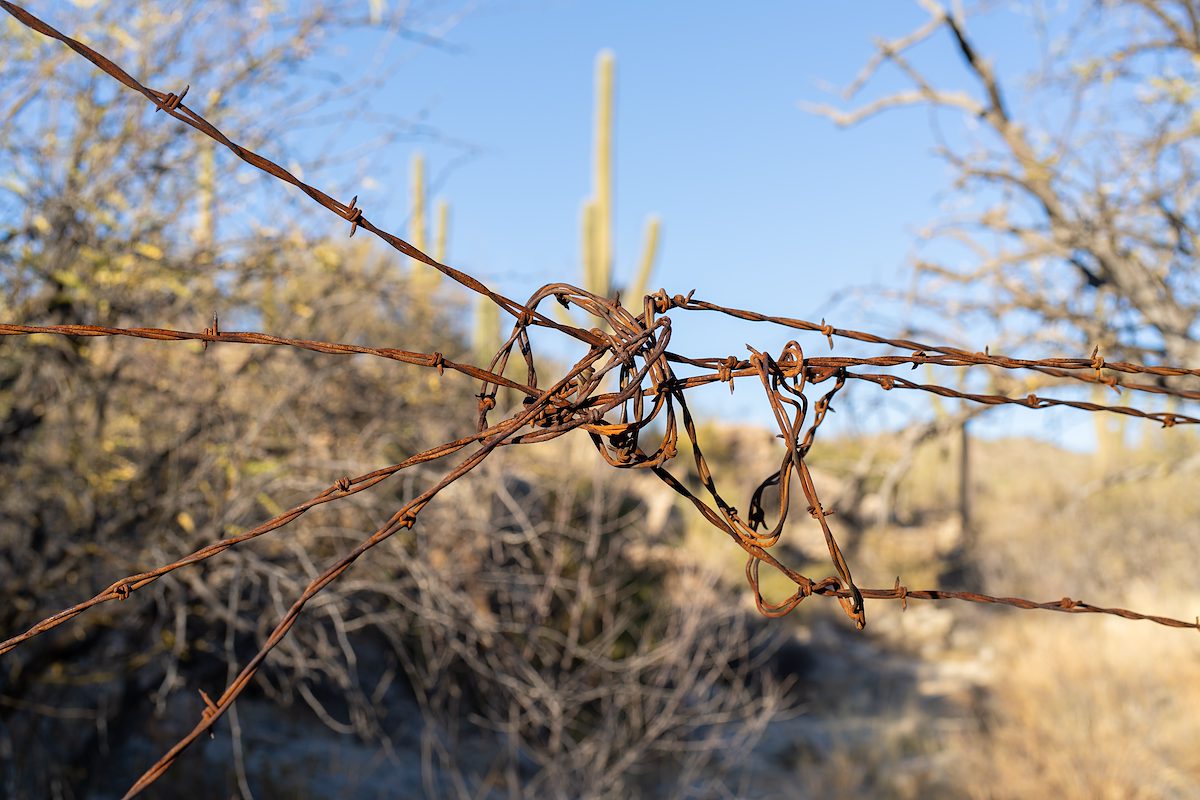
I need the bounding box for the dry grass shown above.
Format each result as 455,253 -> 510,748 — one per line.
954,609 -> 1200,800
667,420 -> 1200,798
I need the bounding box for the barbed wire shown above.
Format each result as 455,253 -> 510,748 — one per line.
1,2 -> 1198,797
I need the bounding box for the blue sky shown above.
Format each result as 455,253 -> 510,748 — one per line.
322,1 -> 1102,446
363,2 -> 957,296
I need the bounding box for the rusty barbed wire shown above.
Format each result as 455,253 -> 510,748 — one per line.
677,296 -> 1200,381
2,3 -> 1199,797
668,347 -> 1200,402
4,322 -> 1198,429
0,322 -> 538,396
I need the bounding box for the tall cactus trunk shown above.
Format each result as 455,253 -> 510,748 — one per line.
435,199 -> 449,264
581,50 -> 660,312
593,50 -> 614,300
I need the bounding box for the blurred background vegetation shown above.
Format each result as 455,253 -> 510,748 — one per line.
2,1 -> 1199,799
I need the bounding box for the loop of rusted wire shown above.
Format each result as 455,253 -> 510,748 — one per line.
198,690 -> 218,721
717,355 -> 739,392
819,318 -> 835,350
648,287 -> 695,316
343,195 -> 364,237
154,84 -> 188,113
201,312 -> 219,351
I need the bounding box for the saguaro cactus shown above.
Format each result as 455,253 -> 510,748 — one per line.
575,50 -> 661,313
474,294 -> 499,368
591,51 -> 613,299
409,152 -> 448,295
478,50 -> 663,366
435,198 -> 448,264
411,152 -> 427,260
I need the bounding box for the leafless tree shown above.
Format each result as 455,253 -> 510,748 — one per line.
811,0 -> 1200,372
388,451 -> 793,799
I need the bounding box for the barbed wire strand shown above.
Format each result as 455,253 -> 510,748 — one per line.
6,322 -> 1197,428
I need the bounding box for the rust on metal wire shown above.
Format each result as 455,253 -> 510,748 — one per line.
0,2 -> 1198,797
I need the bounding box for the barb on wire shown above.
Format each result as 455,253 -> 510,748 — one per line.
1,3 -> 1198,797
